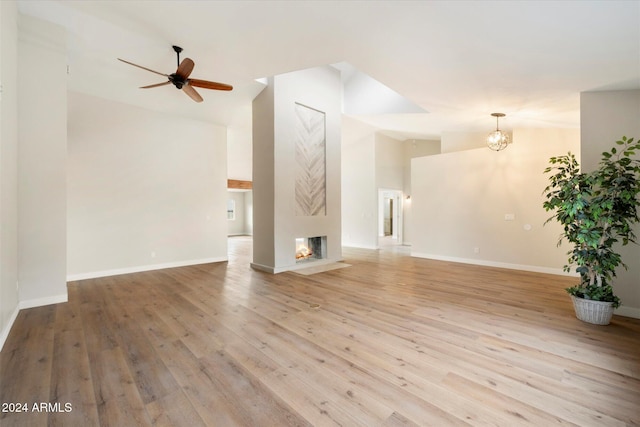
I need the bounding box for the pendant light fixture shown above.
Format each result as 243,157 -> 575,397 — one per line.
487,113 -> 510,151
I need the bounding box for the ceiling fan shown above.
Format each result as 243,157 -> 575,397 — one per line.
118,45 -> 233,103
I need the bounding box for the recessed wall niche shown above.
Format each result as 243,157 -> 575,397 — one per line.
294,103 -> 327,216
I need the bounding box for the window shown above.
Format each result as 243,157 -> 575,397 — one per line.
227,199 -> 235,220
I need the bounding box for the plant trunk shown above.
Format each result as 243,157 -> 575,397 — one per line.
592,222 -> 610,287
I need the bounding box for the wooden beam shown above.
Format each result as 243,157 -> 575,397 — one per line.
227,179 -> 252,190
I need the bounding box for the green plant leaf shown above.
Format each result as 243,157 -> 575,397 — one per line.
543,136 -> 640,308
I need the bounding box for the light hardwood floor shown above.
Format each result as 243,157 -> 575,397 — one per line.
1,236 -> 639,426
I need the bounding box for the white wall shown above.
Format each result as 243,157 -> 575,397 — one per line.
375,133 -> 404,190
411,128 -> 580,274
17,14 -> 67,306
67,92 -> 228,279
227,126 -> 252,181
0,0 -> 20,350
402,139 -> 441,198
342,116 -> 377,249
243,191 -> 253,235
402,139 -> 440,244
441,131 -> 490,153
581,90 -> 640,318
252,66 -> 342,272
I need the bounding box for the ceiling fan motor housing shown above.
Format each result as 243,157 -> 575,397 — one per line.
169,73 -> 186,89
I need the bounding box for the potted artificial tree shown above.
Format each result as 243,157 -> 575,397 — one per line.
543,136 -> 640,325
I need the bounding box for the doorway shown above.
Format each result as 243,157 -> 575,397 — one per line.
384,198 -> 394,236
378,189 -> 403,247
227,189 -> 253,237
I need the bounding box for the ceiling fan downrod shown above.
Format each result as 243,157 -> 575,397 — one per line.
172,45 -> 183,68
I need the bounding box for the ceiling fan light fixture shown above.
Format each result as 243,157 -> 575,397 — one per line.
487,113 -> 511,151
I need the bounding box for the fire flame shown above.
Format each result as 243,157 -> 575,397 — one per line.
296,245 -> 313,260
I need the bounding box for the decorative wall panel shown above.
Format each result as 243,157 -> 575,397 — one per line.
294,103 -> 326,216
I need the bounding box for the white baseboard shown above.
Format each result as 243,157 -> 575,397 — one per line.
0,305 -> 20,352
411,252 -> 576,277
66,257 -> 228,282
250,262 -> 278,274
614,305 -> 640,320
19,293 -> 68,310
1,293 -> 68,352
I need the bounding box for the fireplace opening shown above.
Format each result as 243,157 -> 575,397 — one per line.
295,236 -> 327,263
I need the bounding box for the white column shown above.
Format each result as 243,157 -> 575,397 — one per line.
252,66 -> 342,273
17,15 -> 68,306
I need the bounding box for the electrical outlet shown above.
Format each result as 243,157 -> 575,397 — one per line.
151,251 -> 156,258
474,247 -> 480,254
504,213 -> 515,221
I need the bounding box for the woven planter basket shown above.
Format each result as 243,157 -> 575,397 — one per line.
571,295 -> 614,325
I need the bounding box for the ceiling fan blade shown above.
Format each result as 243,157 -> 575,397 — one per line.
188,78 -> 233,91
140,81 -> 171,89
182,84 -> 203,103
176,58 -> 195,80
117,58 -> 168,77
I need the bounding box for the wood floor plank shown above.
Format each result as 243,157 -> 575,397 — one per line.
261,367 -> 363,427
147,338 -> 252,426
382,411 -> 421,427
274,315 -> 510,425
145,389 -> 206,427
440,373 -> 578,426
90,346 -> 152,426
117,319 -> 180,406
48,327 -> 100,427
180,290 -> 391,425
0,306 -> 56,427
199,348 -> 313,426
412,304 -> 640,377
176,271 -> 468,425
54,289 -> 84,333
1,236 -> 639,426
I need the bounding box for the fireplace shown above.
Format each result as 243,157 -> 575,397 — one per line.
295,236 -> 327,263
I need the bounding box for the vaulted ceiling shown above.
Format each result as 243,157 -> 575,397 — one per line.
18,0 -> 640,140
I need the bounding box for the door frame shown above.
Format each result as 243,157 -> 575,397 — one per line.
377,189 -> 404,245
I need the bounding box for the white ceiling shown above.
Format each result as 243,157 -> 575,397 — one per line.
18,0 -> 640,140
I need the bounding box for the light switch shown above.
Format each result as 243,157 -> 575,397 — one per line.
504,213 -> 515,221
